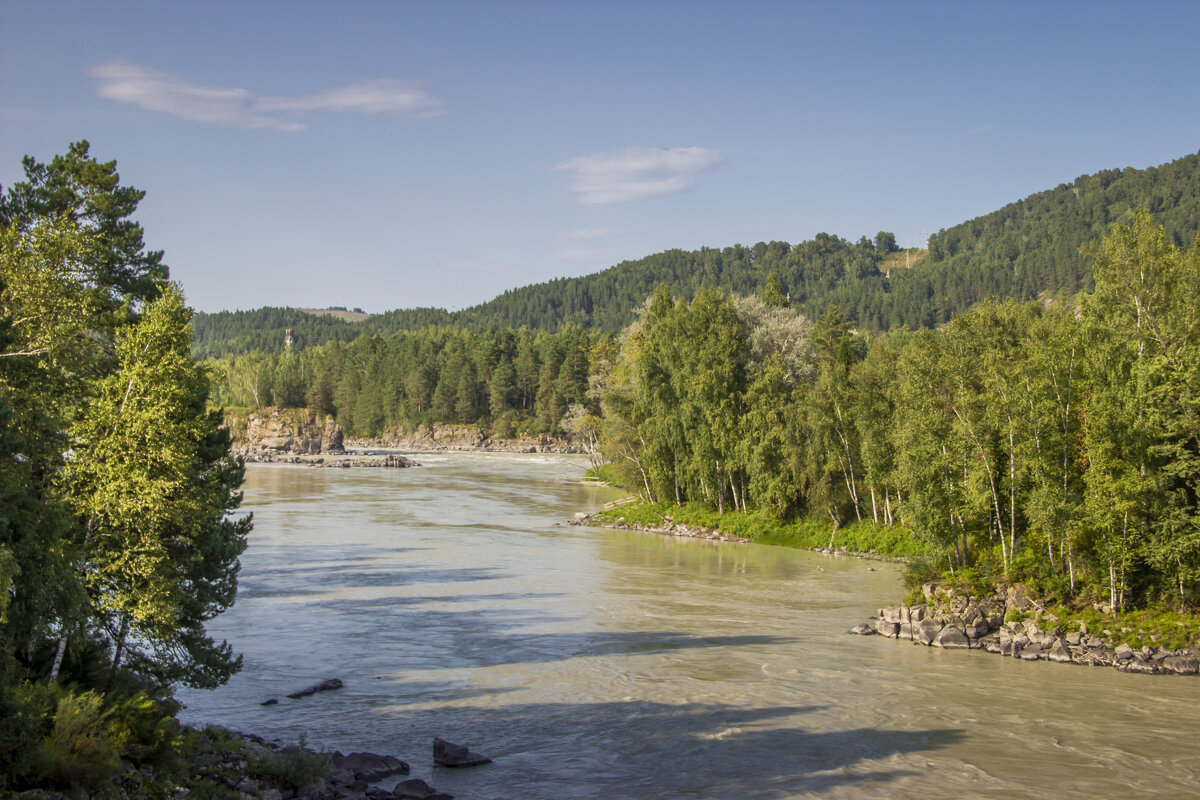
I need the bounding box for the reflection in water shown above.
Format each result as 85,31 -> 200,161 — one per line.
180,454 -> 1200,800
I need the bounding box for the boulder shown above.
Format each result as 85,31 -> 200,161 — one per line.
849,622 -> 877,636
933,626 -> 970,649
330,752 -> 410,782
915,618 -> 943,646
1019,646 -> 1043,661
1118,658 -> 1158,674
874,619 -> 900,638
897,622 -> 915,640
433,738 -> 492,768
1047,638 -> 1073,664
965,617 -> 991,639
1006,583 -> 1034,611
1161,656 -> 1200,675
981,634 -> 1002,654
908,604 -> 929,622
1065,631 -> 1082,646
881,605 -> 905,624
287,678 -> 344,699
1114,643 -> 1135,661
393,779 -> 454,800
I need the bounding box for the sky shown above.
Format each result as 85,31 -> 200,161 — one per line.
2,1 -> 1199,314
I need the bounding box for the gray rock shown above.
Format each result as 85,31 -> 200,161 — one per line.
433,738 -> 492,768
933,625 -> 970,649
325,769 -> 356,787
1114,643 -> 1135,660
915,618 -> 943,646
235,778 -> 259,796
330,751 -> 410,782
1118,657 -> 1159,674
874,619 -> 900,638
1085,635 -> 1106,648
897,621 -> 915,640
392,779 -> 454,800
1161,656 -> 1200,675
849,622 -> 877,635
965,618 -> 991,639
287,678 -> 344,699
1019,647 -> 1043,661
1065,631 -> 1082,646
260,791 -> 282,800
981,635 -> 1002,654
1047,638 -> 1073,663
881,605 -> 905,623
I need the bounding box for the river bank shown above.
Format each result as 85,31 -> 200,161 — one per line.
577,497 -> 1200,676
849,582 -> 1200,676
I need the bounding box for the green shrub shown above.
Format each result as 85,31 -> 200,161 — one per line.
106,690 -> 181,766
32,689 -> 121,790
249,735 -> 331,791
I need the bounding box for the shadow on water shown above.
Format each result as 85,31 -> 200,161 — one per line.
360,697 -> 964,800
238,564 -> 510,599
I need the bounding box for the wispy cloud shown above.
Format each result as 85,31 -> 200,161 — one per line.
89,59 -> 445,131
555,228 -> 615,261
555,146 -> 723,204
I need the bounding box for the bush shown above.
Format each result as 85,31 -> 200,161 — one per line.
249,735 -> 331,791
32,689 -> 121,790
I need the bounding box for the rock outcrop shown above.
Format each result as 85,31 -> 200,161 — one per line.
349,423 -> 578,454
227,407 -> 345,456
855,582 -> 1199,675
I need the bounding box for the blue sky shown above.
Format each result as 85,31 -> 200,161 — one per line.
2,1 -> 1198,313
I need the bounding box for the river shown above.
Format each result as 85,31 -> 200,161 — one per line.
178,454 -> 1200,799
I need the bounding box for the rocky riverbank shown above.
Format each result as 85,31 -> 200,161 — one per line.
233,447 -> 419,469
223,408 -> 419,468
348,422 -> 580,454
851,583 -> 1200,675
13,724 -> 488,800
569,509 -> 751,543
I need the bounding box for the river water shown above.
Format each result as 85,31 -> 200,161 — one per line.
179,454 -> 1200,799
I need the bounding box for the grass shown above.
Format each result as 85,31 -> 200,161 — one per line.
588,499 -> 927,559
879,248 -> 929,276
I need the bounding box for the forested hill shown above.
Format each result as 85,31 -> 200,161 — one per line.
193,150 -> 1200,357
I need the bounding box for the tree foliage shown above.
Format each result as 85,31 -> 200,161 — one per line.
0,145 -> 246,703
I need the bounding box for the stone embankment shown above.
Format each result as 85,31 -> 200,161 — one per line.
851,583 -> 1200,675
569,511 -> 750,543
172,730 -> 466,800
349,422 -> 579,454
224,408 -> 417,468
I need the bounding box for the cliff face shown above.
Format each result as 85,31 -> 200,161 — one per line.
350,422 -> 578,453
225,407 -> 345,454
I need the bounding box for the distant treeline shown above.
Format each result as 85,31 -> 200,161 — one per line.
193,151 -> 1200,357
207,324 -> 612,438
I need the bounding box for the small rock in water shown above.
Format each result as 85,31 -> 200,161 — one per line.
260,697 -> 279,706
433,737 -> 492,767
331,751 -> 411,782
287,678 -> 344,699
849,622 -> 877,635
393,778 -> 454,800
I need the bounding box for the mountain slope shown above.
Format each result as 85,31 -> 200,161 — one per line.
193,150 -> 1200,357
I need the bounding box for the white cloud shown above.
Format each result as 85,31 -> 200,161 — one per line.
89,60 -> 445,132
555,228 -> 615,261
554,146 -> 723,204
